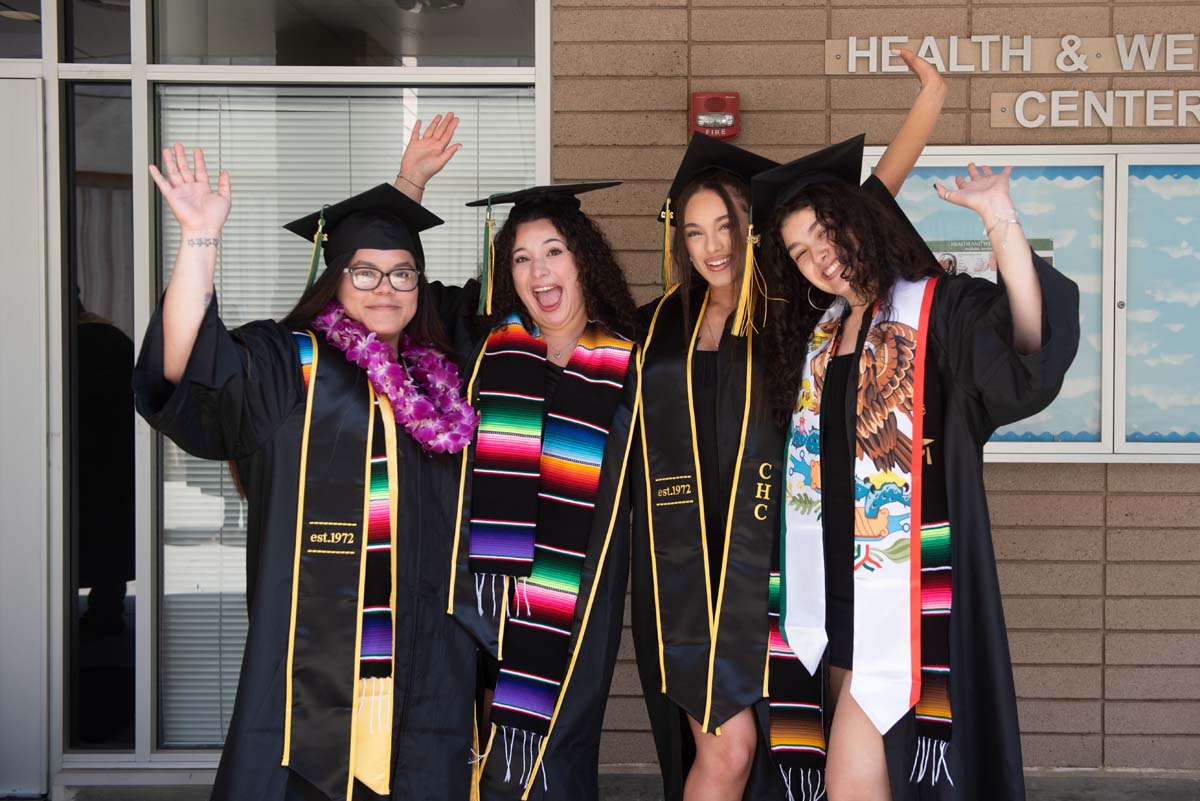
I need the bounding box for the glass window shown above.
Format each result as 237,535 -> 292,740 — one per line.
1124,163 -> 1200,445
0,0 -> 41,58
892,163 -> 1106,445
154,0 -> 534,67
64,0 -> 130,63
65,82 -> 135,750
155,84 -> 535,746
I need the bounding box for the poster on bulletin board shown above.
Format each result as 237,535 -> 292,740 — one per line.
892,165 -> 1104,444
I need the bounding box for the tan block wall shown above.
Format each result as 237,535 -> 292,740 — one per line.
550,0 -> 1200,773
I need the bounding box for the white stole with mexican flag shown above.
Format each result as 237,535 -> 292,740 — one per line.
780,276 -> 937,736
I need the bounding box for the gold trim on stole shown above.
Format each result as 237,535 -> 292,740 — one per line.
282,331 -> 319,764
343,386 -> 377,801
521,371 -> 642,800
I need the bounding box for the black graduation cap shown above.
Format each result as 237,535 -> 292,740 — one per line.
283,183 -> 444,288
465,181 -> 621,315
657,134 -> 779,335
660,133 -> 779,225
466,181 -> 621,210
748,135 -> 866,224
750,134 -> 938,271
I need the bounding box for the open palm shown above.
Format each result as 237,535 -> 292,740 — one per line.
935,163 -> 1015,216
398,113 -> 463,187
149,144 -> 231,232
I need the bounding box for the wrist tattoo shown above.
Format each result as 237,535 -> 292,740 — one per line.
186,236 -> 220,248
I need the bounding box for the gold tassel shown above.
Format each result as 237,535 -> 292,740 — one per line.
731,222 -> 762,337
661,198 -> 674,290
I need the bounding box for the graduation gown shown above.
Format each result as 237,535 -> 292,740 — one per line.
863,253 -> 1079,800
447,325 -> 639,801
133,297 -> 476,801
630,286 -> 790,801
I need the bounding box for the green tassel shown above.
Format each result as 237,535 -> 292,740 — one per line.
305,206 -> 328,290
476,200 -> 495,316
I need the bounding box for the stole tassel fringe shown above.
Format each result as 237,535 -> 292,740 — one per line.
474,573 -> 502,617
778,767 -> 825,801
909,737 -> 954,787
495,725 -> 549,793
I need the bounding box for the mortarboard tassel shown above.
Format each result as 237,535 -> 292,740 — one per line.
731,217 -> 763,337
305,207 -> 328,290
661,198 -> 674,291
477,202 -> 495,316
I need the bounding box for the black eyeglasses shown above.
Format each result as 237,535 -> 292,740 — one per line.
344,266 -> 419,292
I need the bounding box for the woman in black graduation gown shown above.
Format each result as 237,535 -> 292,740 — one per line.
755,152 -> 1079,801
445,184 -> 641,801
134,130 -> 478,801
631,51 -> 947,801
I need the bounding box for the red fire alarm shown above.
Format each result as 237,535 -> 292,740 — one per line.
690,92 -> 740,140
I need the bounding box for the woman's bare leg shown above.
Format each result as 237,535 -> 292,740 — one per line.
826,668 -> 891,801
683,707 -> 758,801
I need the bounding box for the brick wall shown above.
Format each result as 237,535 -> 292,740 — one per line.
552,0 -> 1200,773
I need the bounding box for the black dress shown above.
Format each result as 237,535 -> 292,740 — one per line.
819,353 -> 856,670
133,298 -> 477,801
631,288 -> 790,801
692,348 -> 727,604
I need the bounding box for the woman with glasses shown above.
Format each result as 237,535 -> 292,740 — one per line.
133,116 -> 480,801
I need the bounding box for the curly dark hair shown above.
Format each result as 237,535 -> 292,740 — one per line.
669,171 -> 749,326
486,197 -> 641,341
762,182 -> 942,426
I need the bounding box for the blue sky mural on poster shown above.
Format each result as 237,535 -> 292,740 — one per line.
1125,165 -> 1200,443
893,165 -> 1105,443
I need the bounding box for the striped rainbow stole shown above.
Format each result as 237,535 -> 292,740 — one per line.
468,317 -> 633,744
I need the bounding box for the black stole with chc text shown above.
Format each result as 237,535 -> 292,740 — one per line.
637,286 -> 787,733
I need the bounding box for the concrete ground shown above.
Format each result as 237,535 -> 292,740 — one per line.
56,772 -> 1200,800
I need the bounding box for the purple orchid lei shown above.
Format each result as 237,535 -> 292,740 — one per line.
311,300 -> 478,454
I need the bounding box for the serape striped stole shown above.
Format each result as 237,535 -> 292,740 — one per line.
767,566 -> 828,795
467,317 -> 633,742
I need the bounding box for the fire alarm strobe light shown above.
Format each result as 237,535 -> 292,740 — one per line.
690,92 -> 741,141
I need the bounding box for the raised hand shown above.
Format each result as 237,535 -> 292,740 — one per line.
934,163 -> 1016,220
895,48 -> 946,96
149,144 -> 231,234
396,112 -> 463,192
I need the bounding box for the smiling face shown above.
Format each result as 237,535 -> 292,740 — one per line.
510,217 -> 587,336
779,207 -> 861,302
681,188 -> 745,290
335,247 -> 420,346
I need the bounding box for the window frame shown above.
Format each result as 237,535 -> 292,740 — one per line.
864,144 -> 1200,464
41,0 -> 550,786
1114,152 -> 1200,457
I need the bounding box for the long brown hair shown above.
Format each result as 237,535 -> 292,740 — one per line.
761,182 -> 943,426
669,171 -> 749,325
